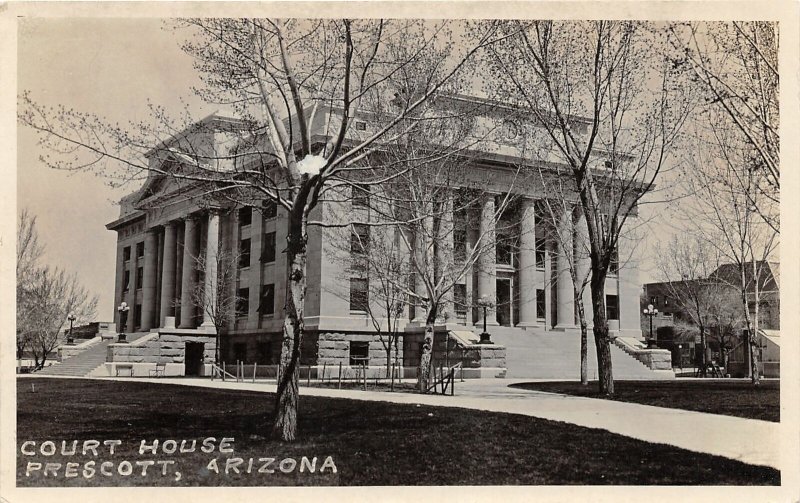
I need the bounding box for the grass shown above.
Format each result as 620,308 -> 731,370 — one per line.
509,380 -> 779,422
16,378 -> 779,486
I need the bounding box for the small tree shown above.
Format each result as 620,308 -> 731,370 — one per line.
486,21 -> 691,394
656,235 -> 742,376
329,222 -> 408,379
189,245 -> 243,369
26,266 -> 98,370
17,209 -> 43,368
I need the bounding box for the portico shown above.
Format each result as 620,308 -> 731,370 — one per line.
110,209 -> 222,334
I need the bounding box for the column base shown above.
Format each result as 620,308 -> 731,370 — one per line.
516,321 -> 544,329
553,323 -> 578,331
476,318 -> 500,327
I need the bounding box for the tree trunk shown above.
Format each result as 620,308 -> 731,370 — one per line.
417,306 -> 438,392
699,325 -> 707,378
272,229 -> 308,442
590,274 -> 613,395
576,297 -> 588,385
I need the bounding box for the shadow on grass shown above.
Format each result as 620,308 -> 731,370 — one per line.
509,380 -> 779,422
17,378 -> 779,486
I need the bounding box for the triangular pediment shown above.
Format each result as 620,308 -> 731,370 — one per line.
133,159 -> 193,208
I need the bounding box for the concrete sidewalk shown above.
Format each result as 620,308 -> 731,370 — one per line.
21,375 -> 780,470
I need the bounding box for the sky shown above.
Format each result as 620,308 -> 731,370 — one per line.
17,18 -> 215,320
16,17 -> 686,321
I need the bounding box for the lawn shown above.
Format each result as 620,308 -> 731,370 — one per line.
16,378 -> 778,486
509,380 -> 779,422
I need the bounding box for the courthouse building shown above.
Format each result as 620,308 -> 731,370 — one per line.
103,96 -> 648,378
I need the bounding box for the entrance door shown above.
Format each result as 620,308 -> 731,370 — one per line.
496,278 -> 512,327
185,342 -> 205,376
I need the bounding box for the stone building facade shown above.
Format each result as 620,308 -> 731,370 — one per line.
105,100 -> 644,377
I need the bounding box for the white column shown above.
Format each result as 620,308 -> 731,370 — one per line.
140,229 -> 159,331
180,216 -> 199,328
517,198 -> 539,327
201,210 -> 221,329
412,214 -> 434,324
477,194 -> 498,326
159,221 -> 178,328
555,206 -> 576,330
437,192 -> 455,322
574,211 -> 593,328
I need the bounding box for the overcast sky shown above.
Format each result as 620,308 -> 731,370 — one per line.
17,18 -> 216,320
17,17 -> 683,322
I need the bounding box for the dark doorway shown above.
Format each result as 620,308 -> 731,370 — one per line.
496,278 -> 512,327
185,342 -> 205,376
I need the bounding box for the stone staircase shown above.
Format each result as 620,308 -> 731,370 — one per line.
481,325 -> 673,380
35,333 -> 149,377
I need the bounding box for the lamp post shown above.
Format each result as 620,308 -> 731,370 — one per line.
677,343 -> 683,373
66,313 -> 76,345
643,304 -> 658,348
476,294 -> 494,344
117,302 -> 130,343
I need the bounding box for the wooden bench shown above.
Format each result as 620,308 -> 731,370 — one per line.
115,364 -> 134,377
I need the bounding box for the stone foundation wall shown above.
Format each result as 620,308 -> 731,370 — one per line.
317,332 -> 403,370
613,338 -> 672,371
403,331 -> 506,376
107,333 -> 216,366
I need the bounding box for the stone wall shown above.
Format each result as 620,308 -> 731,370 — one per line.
317,332 -> 403,370
108,333 -> 215,364
613,338 -> 672,371
403,331 -> 507,378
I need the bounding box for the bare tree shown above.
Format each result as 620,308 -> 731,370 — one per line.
19,19 -> 507,439
322,99 -> 516,392
189,246 -> 243,369
656,235 -> 742,376
16,209 -> 44,368
667,22 -> 779,233
537,194 -> 592,385
680,118 -> 778,385
25,266 -> 98,370
485,21 -> 691,394
331,221 -> 408,379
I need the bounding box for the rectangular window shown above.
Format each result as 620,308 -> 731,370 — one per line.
536,289 -> 546,319
133,304 -> 142,329
535,238 -> 546,269
239,238 -> 251,268
262,199 -> 277,219
122,270 -> 131,292
136,267 -> 143,289
233,342 -> 248,363
454,228 -> 467,262
349,341 -> 370,366
256,342 -> 273,365
258,284 -> 275,316
609,246 -> 619,275
123,246 -> 131,262
349,278 -> 369,312
454,284 -> 467,317
355,120 -> 367,131
136,242 -> 144,259
496,234 -> 513,265
261,231 -> 276,263
350,224 -> 370,255
606,294 -> 619,321
352,185 -> 370,208
236,287 -> 250,319
238,206 -> 252,227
